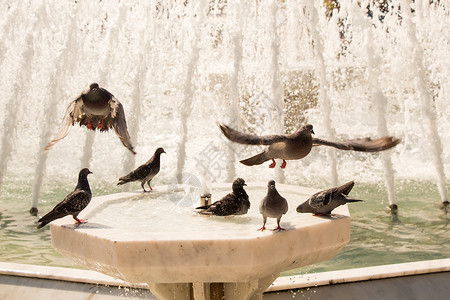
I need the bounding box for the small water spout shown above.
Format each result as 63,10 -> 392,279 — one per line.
401,0 -> 448,204
31,3 -> 75,213
225,0 -> 245,183
176,0 -> 206,184
0,85 -> 19,194
269,2 -> 286,184
0,8 -> 36,195
80,132 -> 95,169
307,1 -> 338,186
363,11 -> 397,210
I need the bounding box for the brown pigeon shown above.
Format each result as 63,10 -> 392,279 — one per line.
258,180 -> 288,231
44,83 -> 136,154
219,123 -> 400,168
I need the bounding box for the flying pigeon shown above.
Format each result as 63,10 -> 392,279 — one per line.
37,168 -> 93,229
219,123 -> 400,168
258,180 -> 288,231
44,83 -> 136,154
296,181 -> 363,215
196,178 -> 250,216
117,147 -> 165,192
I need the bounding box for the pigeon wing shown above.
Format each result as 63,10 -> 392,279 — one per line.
44,97 -> 82,152
312,136 -> 400,152
219,124 -> 288,145
120,163 -> 149,182
53,189 -> 91,213
309,191 -> 330,209
111,97 -> 136,154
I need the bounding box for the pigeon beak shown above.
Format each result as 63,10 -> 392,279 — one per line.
311,129 -> 315,135
88,170 -> 93,174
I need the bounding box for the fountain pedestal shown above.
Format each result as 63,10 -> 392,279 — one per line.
49,184 -> 351,299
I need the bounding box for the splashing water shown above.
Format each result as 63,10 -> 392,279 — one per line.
0,2 -> 447,216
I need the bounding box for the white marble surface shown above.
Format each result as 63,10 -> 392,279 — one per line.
49,183 -> 351,286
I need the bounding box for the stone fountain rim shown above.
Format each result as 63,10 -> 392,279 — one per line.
50,182 -> 350,242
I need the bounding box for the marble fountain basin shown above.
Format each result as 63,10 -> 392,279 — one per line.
49,182 -> 351,300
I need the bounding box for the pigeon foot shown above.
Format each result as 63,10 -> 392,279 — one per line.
269,159 -> 276,168
87,119 -> 93,130
75,218 -> 88,224
98,119 -> 103,130
273,226 -> 285,232
280,160 -> 287,169
257,226 -> 266,231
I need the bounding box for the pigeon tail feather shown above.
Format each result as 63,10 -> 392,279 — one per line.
37,211 -> 64,229
345,198 -> 364,203
240,152 -> 269,166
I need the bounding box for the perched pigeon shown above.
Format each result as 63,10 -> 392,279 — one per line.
296,181 -> 363,215
196,178 -> 250,216
117,147 -> 165,192
37,168 -> 93,229
44,83 -> 136,154
219,123 -> 400,168
258,180 -> 288,231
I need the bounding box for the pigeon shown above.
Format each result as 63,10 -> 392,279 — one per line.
296,181 -> 363,215
196,178 -> 250,216
258,180 -> 288,231
37,168 -> 93,229
117,147 -> 165,192
44,83 -> 136,154
219,123 -> 400,168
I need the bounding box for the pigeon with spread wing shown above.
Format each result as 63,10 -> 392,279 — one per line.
44,83 -> 136,154
219,124 -> 400,168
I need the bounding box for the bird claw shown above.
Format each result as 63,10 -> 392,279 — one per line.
269,159 -> 276,168
257,226 -> 266,231
98,119 -> 103,130
273,227 -> 285,232
75,218 -> 88,224
280,160 -> 287,169
87,119 -> 93,130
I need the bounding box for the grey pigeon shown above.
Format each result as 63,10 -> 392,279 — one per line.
37,168 -> 93,229
45,83 -> 136,154
117,147 -> 165,192
219,123 -> 400,168
258,180 -> 288,231
196,178 -> 250,216
296,181 -> 363,215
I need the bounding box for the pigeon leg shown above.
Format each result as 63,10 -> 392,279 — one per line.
74,217 -> 88,224
147,181 -> 154,191
87,119 -> 93,130
269,159 -> 276,168
280,160 -> 287,169
98,119 -> 103,130
257,217 -> 267,231
141,182 -> 148,192
273,217 -> 285,231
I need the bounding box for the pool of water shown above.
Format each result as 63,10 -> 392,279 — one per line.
87,186 -> 313,233
0,178 -> 448,275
